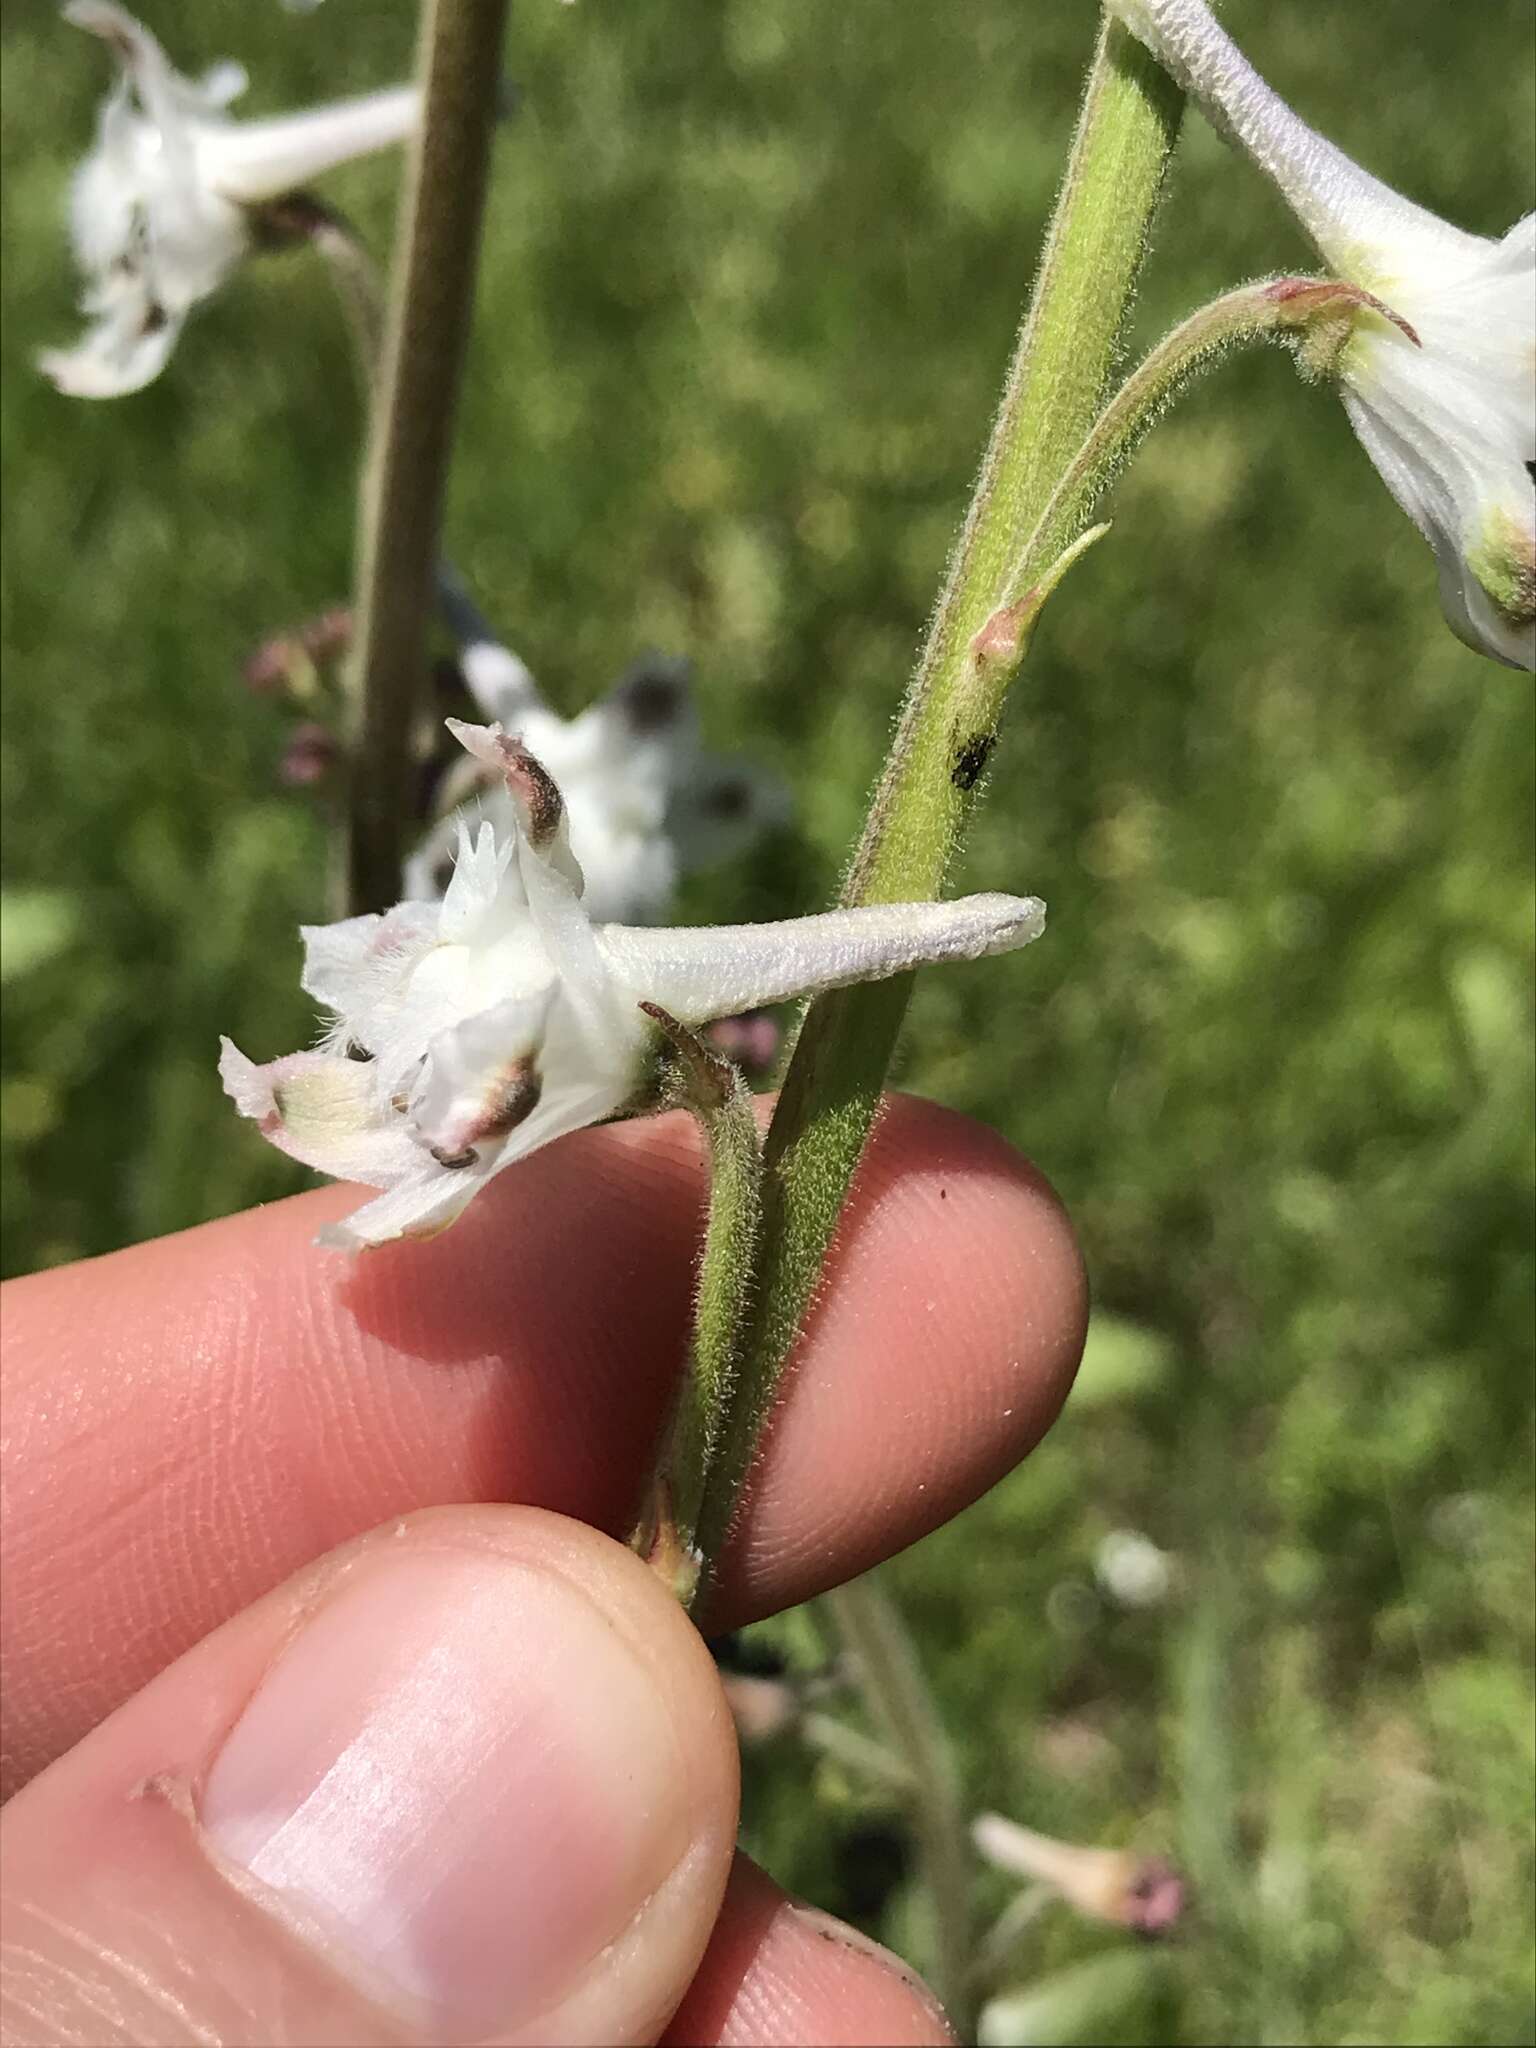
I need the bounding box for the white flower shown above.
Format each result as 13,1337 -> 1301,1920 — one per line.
404,572 -> 786,924
1111,0 -> 1535,670
41,2 -> 419,398
973,1815 -> 1184,1935
224,721 -> 1046,1250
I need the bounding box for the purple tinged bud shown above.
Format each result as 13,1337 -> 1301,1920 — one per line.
299,605 -> 354,660
1123,1856 -> 1186,1938
242,634 -> 302,694
280,720 -> 338,786
973,1813 -> 1187,1939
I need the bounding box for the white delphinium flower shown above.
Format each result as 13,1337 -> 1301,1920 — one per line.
41,2 -> 418,398
404,573 -> 785,924
223,721 -> 1045,1250
1111,0 -> 1534,669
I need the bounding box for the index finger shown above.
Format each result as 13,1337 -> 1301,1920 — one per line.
0,1092 -> 1084,1796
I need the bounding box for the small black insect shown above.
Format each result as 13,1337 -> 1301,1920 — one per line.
951,731 -> 996,792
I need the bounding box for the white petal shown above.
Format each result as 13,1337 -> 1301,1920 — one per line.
513,824 -> 618,1046
218,1040 -> 423,1185
408,990 -> 551,1158
37,302 -> 182,399
200,85 -> 421,204
439,818 -> 517,940
316,1164 -> 487,1251
1109,0 -> 1489,281
300,902 -> 438,1042
299,909 -> 384,1008
597,892 -> 1047,1025
314,1070 -> 632,1249
65,3 -> 182,130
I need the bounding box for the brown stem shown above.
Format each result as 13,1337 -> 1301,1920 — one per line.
344,0 -> 509,915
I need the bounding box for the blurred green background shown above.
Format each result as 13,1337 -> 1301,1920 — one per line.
2,0 -> 1532,2039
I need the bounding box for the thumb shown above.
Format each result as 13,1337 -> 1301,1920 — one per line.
0,1506 -> 739,2047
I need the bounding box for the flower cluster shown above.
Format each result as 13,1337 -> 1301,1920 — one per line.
224,721 -> 1045,1249
1112,0 -> 1534,669
42,2 -> 417,398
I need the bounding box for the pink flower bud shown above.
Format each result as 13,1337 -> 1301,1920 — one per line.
279,721 -> 338,786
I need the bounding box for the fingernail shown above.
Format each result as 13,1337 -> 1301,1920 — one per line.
201,1547 -> 690,2036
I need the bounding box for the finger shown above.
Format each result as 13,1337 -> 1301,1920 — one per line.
2,1095 -> 1085,1793
1,1505 -> 738,2048
661,1856 -> 953,2047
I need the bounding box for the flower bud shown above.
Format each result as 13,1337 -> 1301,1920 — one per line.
279,721 -> 339,787
974,1814 -> 1186,1937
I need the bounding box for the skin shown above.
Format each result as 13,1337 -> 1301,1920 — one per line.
0,1093 -> 1086,2046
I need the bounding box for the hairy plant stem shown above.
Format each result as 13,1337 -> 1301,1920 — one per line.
257,194 -> 385,396
1004,271 -> 1421,602
344,0 -> 508,915
630,1014 -> 764,1608
825,1577 -> 975,2034
692,15 -> 1184,1585
306,202 -> 387,398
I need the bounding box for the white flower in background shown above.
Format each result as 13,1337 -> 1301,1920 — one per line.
224,720 -> 1045,1249
404,572 -> 786,925
1094,1527 -> 1176,1609
42,2 -> 418,398
973,1815 -> 1185,1936
1111,0 -> 1535,670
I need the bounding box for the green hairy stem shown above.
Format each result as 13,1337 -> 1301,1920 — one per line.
631,1012 -> 765,1608
344,0 -> 508,916
690,16 -> 1185,1592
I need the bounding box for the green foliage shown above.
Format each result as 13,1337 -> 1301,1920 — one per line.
2,2 -> 1531,2040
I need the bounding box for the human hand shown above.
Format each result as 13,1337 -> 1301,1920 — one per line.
0,1094 -> 1084,2046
